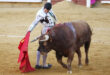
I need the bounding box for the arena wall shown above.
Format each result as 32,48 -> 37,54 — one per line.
0,0 -> 42,2
0,0 -> 64,7
43,0 -> 64,4
72,0 -> 86,6
0,0 -> 43,7
101,0 -> 110,3
0,0 -> 109,8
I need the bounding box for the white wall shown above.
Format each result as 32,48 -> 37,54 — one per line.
66,0 -> 72,1
47,0 -> 51,2
0,0 -> 42,2
86,0 -> 91,8
101,1 -> 110,3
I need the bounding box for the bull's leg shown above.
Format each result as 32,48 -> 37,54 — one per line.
76,49 -> 82,67
67,50 -> 74,74
67,57 -> 73,74
56,53 -> 67,68
84,40 -> 91,65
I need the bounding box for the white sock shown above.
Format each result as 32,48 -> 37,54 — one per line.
42,54 -> 47,66
36,51 -> 41,65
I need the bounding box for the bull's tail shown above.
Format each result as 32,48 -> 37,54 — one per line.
84,38 -> 91,65
84,23 -> 92,65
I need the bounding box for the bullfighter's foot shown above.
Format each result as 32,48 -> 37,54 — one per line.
67,70 -> 72,74
35,65 -> 42,69
42,64 -> 52,69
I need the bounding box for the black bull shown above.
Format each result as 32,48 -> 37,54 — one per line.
38,20 -> 92,73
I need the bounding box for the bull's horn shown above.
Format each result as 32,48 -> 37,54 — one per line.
40,35 -> 49,41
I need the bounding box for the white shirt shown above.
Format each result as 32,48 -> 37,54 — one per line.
28,7 -> 56,33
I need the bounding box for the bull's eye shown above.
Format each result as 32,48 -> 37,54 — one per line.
43,42 -> 47,46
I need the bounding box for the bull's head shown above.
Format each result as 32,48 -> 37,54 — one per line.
38,34 -> 52,55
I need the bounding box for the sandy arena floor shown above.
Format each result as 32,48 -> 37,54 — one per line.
0,1 -> 110,75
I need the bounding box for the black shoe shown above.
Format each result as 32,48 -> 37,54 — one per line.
42,64 -> 52,69
35,65 -> 42,69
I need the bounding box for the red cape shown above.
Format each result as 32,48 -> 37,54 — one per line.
18,31 -> 35,72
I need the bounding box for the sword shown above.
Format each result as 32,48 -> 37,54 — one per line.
30,35 -> 41,43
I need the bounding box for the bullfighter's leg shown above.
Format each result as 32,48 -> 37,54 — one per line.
35,50 -> 42,69
76,49 -> 82,67
56,53 -> 67,69
42,54 -> 47,66
84,40 -> 91,65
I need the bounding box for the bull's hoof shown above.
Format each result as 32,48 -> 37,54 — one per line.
85,59 -> 89,65
85,63 -> 89,66
67,71 -> 72,74
78,64 -> 82,68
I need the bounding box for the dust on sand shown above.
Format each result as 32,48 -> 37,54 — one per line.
0,1 -> 110,75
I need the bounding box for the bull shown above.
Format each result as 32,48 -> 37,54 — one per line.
36,20 -> 92,74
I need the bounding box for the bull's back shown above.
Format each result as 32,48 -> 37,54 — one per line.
51,22 -> 77,50
72,20 -> 92,46
51,20 -> 92,49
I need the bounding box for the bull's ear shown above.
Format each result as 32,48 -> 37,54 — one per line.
49,30 -> 55,42
51,30 -> 55,37
49,36 -> 53,42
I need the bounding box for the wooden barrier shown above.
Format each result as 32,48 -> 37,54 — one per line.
0,0 -> 42,2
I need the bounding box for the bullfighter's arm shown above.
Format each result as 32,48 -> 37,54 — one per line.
28,15 -> 43,32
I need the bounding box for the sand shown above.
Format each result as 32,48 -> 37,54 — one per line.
0,1 -> 110,75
